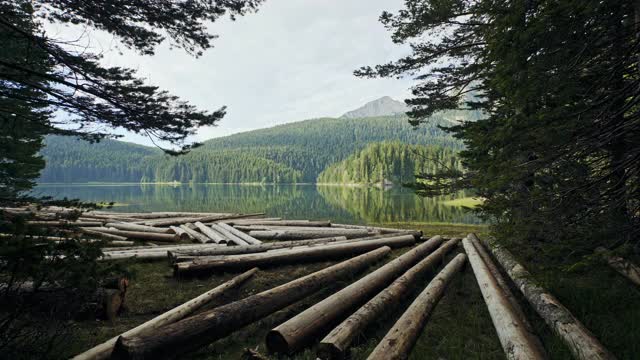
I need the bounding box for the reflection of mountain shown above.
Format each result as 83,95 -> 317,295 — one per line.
316,185 -> 481,224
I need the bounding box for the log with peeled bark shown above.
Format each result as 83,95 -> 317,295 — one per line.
248,228 -> 370,240
111,247 -> 392,360
27,220 -> 103,227
595,247 -> 640,288
169,226 -> 192,241
72,268 -> 258,360
105,222 -> 172,234
87,227 -> 179,242
105,240 -> 136,246
366,254 -> 467,360
217,222 -> 261,245
141,213 -> 265,227
462,237 -> 547,360
174,234 -> 416,275
210,223 -> 250,246
318,238 -> 461,359
331,223 -> 418,235
80,228 -> 129,242
482,238 -> 616,360
102,243 -> 221,254
101,244 -> 222,261
227,219 -> 327,226
194,222 -> 227,244
267,236 -> 445,354
81,214 -> 150,222
180,224 -> 211,244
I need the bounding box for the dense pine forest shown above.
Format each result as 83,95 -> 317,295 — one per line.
39,113 -> 470,184
317,142 -> 462,185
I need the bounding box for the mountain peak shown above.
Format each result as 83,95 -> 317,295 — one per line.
340,96 -> 409,119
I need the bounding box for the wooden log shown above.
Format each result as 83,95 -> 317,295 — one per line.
87,227 -> 179,242
180,224 -> 211,244
72,268 -> 257,360
193,222 -> 226,244
462,237 -> 547,360
595,247 -> 640,287
331,223 -> 419,236
169,226 -> 192,241
266,235 -> 444,354
27,220 -> 103,227
469,234 -> 542,339
106,240 -> 136,246
111,247 -> 391,359
210,223 -> 250,246
168,236 -> 351,260
80,228 -> 129,242
102,243 -> 220,254
174,234 -> 416,275
366,254 -> 467,360
105,222 -> 172,234
318,237 -> 461,359
480,236 -> 615,360
217,222 -> 261,245
228,219 -> 327,226
248,229 -> 370,240
81,214 -> 146,222
101,244 -> 222,261
141,213 -> 265,227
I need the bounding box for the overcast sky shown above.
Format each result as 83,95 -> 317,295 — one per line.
47,0 -> 413,146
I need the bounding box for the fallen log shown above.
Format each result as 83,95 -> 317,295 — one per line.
105,240 -> 136,246
81,214 -> 150,222
174,234 -> 416,275
318,238 -> 461,359
105,222 -> 172,234
194,222 -> 226,244
210,223 -> 249,246
228,220 -> 327,227
27,220 -> 103,227
111,247 -> 391,359
266,235 -> 444,354
80,228 -> 129,242
331,223 -> 418,235
462,237 -> 547,360
366,254 -> 467,360
180,224 -> 211,244
87,228 -> 178,242
72,268 -> 257,360
248,228 -> 370,240
141,213 -> 265,227
482,237 -> 615,360
217,222 -> 261,245
595,247 -> 640,288
169,226 -> 192,241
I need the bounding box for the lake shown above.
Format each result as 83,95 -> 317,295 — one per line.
33,184 -> 482,225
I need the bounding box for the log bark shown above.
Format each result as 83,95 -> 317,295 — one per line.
180,224 -> 211,244
331,223 -> 420,236
169,226 -> 192,241
87,228 -> 178,242
111,247 -> 392,359
266,236 -> 445,354
72,268 -> 257,360
27,220 -> 103,227
101,244 -> 222,261
105,222 -> 172,234
80,228 -> 129,242
174,234 -> 416,275
595,247 -> 640,287
194,222 -> 226,244
462,237 -> 547,360
248,229 -> 370,240
228,220 -> 328,227
366,254 -> 467,360
210,223 -> 250,246
141,213 -> 264,227
217,222 -> 261,245
318,238 -> 461,359
482,237 -> 616,360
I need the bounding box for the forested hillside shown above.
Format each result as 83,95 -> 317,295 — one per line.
317,142 -> 462,185
40,112 -> 473,184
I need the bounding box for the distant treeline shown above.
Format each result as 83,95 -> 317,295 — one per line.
318,141 -> 462,185
39,114 -> 473,184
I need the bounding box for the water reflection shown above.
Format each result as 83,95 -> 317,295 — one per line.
33,184 -> 482,225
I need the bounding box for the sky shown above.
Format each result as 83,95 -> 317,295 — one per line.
45,0 -> 413,146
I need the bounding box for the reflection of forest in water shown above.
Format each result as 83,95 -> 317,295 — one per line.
34,184 -> 481,225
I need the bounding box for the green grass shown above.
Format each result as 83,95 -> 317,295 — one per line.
442,197 -> 484,207
58,223 -> 639,359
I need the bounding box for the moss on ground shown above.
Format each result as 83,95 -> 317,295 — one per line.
61,223 -> 639,360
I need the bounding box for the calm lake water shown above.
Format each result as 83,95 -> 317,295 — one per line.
33,184 -> 481,225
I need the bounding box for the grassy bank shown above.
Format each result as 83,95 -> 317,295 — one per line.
61,222 -> 639,359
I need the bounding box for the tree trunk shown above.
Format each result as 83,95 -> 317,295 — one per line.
482,237 -> 616,360
366,254 -> 467,360
318,238 -> 461,359
216,222 -> 262,245
210,223 -> 250,246
81,228 -> 130,242
169,226 -> 192,241
194,222 -> 226,244
228,220 -> 328,227
140,213 -> 264,227
266,236 -> 445,354
462,237 -> 547,360
105,222 -> 172,234
180,224 -> 211,244
87,228 -> 178,242
248,229 -> 370,240
111,247 -> 391,359
72,268 -> 257,360
27,220 -> 103,227
174,235 -> 416,275
595,247 -> 640,287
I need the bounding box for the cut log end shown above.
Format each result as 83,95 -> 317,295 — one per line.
265,331 -> 290,354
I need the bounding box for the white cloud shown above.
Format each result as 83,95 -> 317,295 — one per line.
45,0 -> 413,146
